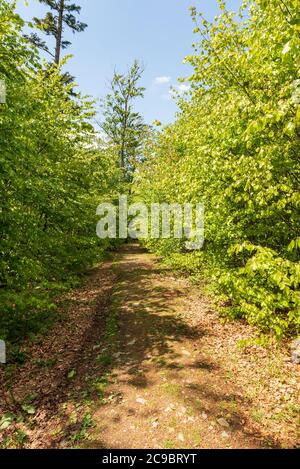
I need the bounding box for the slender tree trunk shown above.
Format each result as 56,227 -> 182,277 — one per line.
120,97 -> 129,170
119,144 -> 125,170
55,0 -> 64,64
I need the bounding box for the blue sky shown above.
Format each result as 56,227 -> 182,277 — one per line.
16,0 -> 242,124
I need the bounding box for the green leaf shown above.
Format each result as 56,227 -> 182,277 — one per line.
67,369 -> 76,379
0,413 -> 15,430
21,404 -> 36,415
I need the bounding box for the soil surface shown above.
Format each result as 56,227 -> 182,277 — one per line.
0,244 -> 299,449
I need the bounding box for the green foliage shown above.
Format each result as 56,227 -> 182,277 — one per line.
221,243 -> 300,338
135,0 -> 300,338
164,252 -> 204,276
69,412 -> 94,443
0,0 -> 121,343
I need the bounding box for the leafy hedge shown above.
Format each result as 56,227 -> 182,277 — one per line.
0,1 -> 121,343
135,0 -> 300,338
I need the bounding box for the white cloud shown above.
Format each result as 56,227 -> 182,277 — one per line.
177,84 -> 190,92
161,82 -> 191,101
154,76 -> 171,85
165,83 -> 191,99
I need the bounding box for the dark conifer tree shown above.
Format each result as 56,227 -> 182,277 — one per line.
26,0 -> 87,64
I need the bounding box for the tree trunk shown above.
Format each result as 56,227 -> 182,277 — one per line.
55,0 -> 64,64
120,95 -> 129,170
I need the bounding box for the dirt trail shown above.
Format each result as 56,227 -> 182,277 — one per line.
1,244 -> 299,449
84,245 -> 281,449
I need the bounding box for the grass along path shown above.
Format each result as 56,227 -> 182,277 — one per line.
0,244 -> 299,448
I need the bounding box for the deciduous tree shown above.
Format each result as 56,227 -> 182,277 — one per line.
100,61 -> 146,177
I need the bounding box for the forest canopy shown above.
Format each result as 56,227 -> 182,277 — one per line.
0,0 -> 299,345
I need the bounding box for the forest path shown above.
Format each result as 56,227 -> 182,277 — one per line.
85,244 -> 264,449
2,244 -> 297,449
